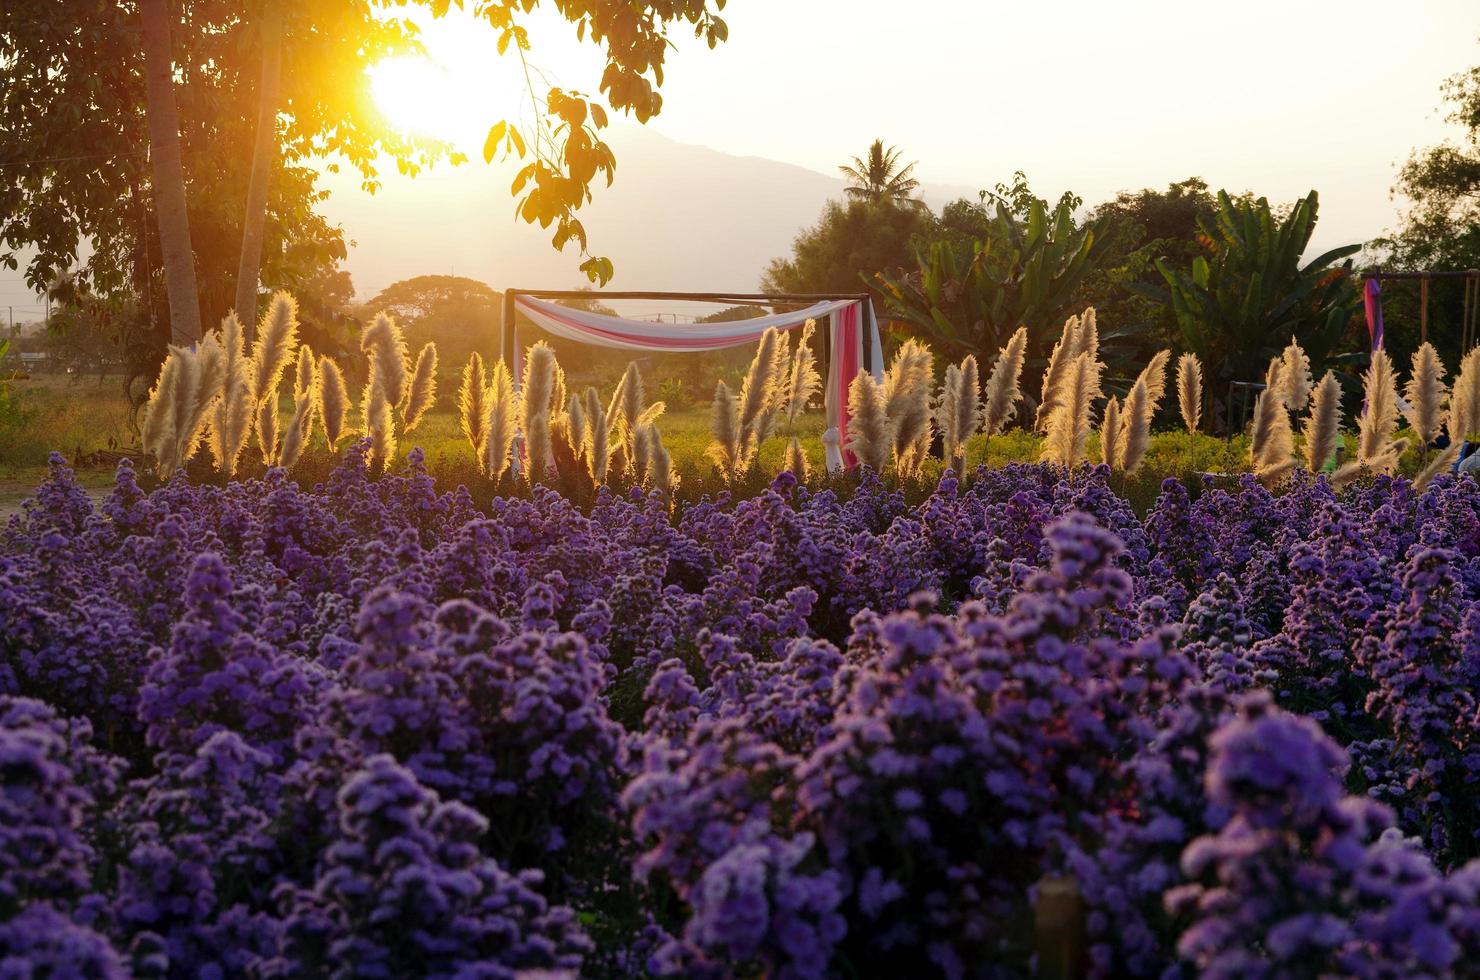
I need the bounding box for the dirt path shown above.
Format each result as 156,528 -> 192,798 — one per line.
0,478 -> 112,520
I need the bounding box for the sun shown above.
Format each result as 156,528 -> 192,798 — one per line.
369,56 -> 474,148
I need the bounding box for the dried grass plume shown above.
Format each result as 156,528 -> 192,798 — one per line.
1177,353 -> 1203,434
318,357 -> 349,453
1302,371 -> 1342,474
981,326 -> 1028,439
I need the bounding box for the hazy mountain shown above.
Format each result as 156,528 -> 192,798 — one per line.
317,126 -> 978,315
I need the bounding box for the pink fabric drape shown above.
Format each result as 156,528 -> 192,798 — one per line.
835,303 -> 861,470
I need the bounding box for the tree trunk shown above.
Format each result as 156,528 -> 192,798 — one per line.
234,1 -> 282,335
139,0 -> 202,346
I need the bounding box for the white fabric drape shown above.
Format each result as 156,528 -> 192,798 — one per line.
512,295 -> 856,350
510,294 -> 885,473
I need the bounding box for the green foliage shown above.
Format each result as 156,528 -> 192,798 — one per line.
875,184 -> 1127,363
760,198 -> 932,295
473,0 -> 730,283
696,305 -> 767,324
1136,190 -> 1362,391
655,376 -> 690,409
1080,177 -> 1220,356
363,275 -> 501,366
1367,60 -> 1480,368
0,1 -> 438,309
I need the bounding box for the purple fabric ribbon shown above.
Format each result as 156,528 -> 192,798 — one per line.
1364,278 -> 1384,352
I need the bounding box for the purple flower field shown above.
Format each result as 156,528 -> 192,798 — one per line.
4,444 -> 1480,978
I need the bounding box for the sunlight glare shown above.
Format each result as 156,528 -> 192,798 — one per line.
369,56 -> 476,148
366,8 -> 602,159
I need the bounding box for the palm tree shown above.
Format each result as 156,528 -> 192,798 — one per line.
839,139 -> 921,206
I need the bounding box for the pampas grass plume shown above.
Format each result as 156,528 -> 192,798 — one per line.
257,388 -> 279,466
1099,395 -> 1122,471
847,371 -> 894,473
1036,314 -> 1080,431
459,353 -> 489,462
1302,371 -> 1342,473
1040,351 -> 1094,467
1119,379 -> 1153,473
738,328 -> 781,457
403,343 -> 438,434
1357,349 -> 1402,472
784,436 -> 809,481
366,377 -> 394,471
277,346 -> 317,468
210,312 -> 252,476
584,386 -> 609,483
485,360 -> 516,483
1248,372 -> 1295,487
318,357 -> 349,452
707,379 -> 743,481
982,326 -> 1027,438
1404,342 -> 1447,447
249,292 -> 298,406
521,342 -> 557,481
1448,347 -> 1480,444
1177,353 -> 1202,434
784,320 -> 822,425
1278,339 -> 1313,412
360,312 -> 409,407
142,349 -> 184,476
567,394 -> 588,466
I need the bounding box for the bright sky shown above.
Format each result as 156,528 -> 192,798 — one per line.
2,1 -> 1476,320
341,0 -> 1480,305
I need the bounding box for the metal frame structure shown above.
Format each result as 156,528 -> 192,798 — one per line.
499,289 -> 875,373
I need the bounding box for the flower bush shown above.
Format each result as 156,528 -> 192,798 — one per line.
4,448 -> 1480,976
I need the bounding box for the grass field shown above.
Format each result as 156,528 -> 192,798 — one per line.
0,370 -> 1435,516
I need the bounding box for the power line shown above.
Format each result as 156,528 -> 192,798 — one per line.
0,149 -> 148,170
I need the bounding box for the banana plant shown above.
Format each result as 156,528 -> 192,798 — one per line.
1132,190 -> 1363,391
875,195 -> 1125,366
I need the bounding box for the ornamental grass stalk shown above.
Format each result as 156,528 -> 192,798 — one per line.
1100,395 -> 1123,471
1302,371 -> 1342,474
522,343 -> 557,483
1118,351 -> 1169,473
707,380 -> 744,482
884,338 -> 934,477
1449,346 -> 1480,444
1177,352 -> 1203,434
846,371 -> 893,473
981,326 -> 1027,441
318,356 -> 349,453
403,343 -> 438,434
360,312 -> 409,408
1277,338 -> 1313,412
365,377 -> 395,472
459,354 -> 489,464
249,292 -> 298,461
1403,342 -> 1447,448
1036,313 -> 1082,432
583,385 -> 609,483
1335,349 -> 1407,487
1039,351 -> 1096,468
209,312 -> 252,478
782,320 -> 822,428
486,360 -> 516,483
277,346 -> 318,469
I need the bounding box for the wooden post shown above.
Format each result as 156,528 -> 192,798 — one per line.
1034,874 -> 1085,980
501,290 -> 516,369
